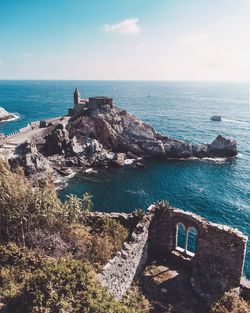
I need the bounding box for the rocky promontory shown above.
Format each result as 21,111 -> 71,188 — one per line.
2,99 -> 237,180
0,107 -> 16,122
66,107 -> 237,159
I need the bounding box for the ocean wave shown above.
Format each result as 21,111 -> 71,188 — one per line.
201,157 -> 228,163
0,113 -> 20,123
125,189 -> 147,196
223,118 -> 250,126
236,152 -> 245,159
7,112 -> 20,122
165,156 -> 230,163
55,179 -> 68,191
0,106 -> 20,123
54,171 -> 77,190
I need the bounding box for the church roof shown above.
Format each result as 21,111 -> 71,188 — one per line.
89,96 -> 112,100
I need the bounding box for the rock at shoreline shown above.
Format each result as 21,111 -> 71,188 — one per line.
67,107 -> 237,160
4,104 -> 237,179
0,107 -> 15,122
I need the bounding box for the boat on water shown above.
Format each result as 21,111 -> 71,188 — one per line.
210,115 -> 222,121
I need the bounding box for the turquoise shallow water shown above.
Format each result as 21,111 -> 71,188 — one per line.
0,80 -> 249,278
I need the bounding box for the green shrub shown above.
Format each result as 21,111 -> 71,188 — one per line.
0,242 -> 41,269
61,193 -> 93,224
0,160 -> 93,246
0,243 -> 41,300
86,216 -> 129,253
0,244 -> 142,313
0,161 -> 137,312
66,221 -> 128,268
65,224 -> 111,266
132,209 -> 145,219
6,258 -> 137,313
153,200 -> 170,213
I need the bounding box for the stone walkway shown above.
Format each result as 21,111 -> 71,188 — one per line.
5,128 -> 44,145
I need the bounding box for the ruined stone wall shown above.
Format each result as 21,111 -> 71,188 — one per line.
97,213 -> 153,299
148,206 -> 248,301
97,206 -> 248,302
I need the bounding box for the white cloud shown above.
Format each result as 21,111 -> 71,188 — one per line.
136,42 -> 145,48
23,53 -> 32,58
181,32 -> 211,44
104,18 -> 141,35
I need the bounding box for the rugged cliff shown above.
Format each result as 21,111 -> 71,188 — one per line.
6,105 -> 237,179
67,107 -> 237,159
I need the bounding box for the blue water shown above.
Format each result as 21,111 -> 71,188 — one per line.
0,80 -> 249,278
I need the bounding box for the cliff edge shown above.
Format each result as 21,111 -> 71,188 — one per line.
4,102 -> 237,179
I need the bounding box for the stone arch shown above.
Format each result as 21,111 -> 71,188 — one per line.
175,223 -> 186,251
186,226 -> 198,256
175,223 -> 198,257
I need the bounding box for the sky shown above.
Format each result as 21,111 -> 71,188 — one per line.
0,0 -> 249,81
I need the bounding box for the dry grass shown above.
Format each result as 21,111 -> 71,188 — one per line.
210,288 -> 250,313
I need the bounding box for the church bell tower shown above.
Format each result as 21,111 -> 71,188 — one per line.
74,88 -> 80,105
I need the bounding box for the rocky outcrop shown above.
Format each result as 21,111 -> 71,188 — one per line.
8,141 -> 52,178
67,107 -> 237,160
207,135 -> 237,157
0,107 -> 15,122
5,105 -> 237,179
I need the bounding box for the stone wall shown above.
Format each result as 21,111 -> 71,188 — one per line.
97,213 -> 153,299
19,125 -> 32,133
148,206 -> 248,301
97,205 -> 249,302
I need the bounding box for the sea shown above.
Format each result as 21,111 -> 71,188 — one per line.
0,80 -> 249,278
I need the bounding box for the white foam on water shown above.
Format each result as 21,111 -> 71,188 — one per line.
54,171 -> 77,190
0,107 -> 20,123
124,158 -> 135,165
165,156 -> 230,163
4,113 -> 20,122
201,157 -> 228,164
223,118 -> 250,126
125,189 -> 147,196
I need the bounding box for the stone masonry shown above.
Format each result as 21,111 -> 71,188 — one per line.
97,213 -> 153,299
97,205 -> 249,302
148,206 -> 248,301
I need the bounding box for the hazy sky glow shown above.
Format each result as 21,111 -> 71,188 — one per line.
0,0 -> 249,81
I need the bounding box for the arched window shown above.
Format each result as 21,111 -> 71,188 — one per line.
175,224 -> 198,258
176,223 -> 186,252
186,227 -> 198,256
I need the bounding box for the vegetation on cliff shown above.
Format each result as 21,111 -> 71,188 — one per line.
0,159 -> 249,313
0,244 -> 150,313
0,159 -> 127,262
0,159 -> 149,312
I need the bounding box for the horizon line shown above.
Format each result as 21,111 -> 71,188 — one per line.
0,79 -> 249,83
